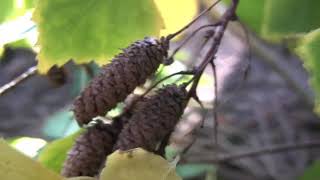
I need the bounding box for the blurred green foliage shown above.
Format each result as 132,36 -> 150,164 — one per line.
300,161 -> 320,180
176,164 -> 216,179
0,0 -> 35,24
263,0 -> 320,39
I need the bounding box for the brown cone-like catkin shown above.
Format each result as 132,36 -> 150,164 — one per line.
62,96 -> 146,177
73,37 -> 169,126
114,85 -> 188,154
61,122 -> 115,177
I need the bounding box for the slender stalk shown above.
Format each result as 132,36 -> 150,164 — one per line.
168,23 -> 221,61
0,66 -> 37,96
210,61 -> 219,146
142,70 -> 195,97
186,141 -> 320,163
187,0 -> 239,99
167,0 -> 222,40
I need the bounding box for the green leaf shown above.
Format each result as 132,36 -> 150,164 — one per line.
300,161 -> 320,180
33,0 -> 164,73
37,130 -> 84,173
0,139 -> 63,180
223,0 -> 265,33
296,28 -> 320,115
263,0 -> 320,40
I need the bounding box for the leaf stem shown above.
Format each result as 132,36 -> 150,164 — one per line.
167,0 -> 222,40
186,141 -> 320,163
187,0 -> 239,99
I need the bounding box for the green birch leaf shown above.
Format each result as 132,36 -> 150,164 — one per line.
32,0 -> 164,73
296,28 -> 320,114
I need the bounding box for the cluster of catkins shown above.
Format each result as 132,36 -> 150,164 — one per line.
62,37 -> 189,177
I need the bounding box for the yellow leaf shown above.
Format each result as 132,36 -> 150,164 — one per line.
154,0 -> 198,36
0,139 -> 63,180
100,148 -> 182,180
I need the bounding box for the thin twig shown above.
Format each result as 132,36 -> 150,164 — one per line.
0,66 -> 37,96
186,141 -> 320,164
168,0 -> 221,40
187,0 -> 239,99
168,23 -> 221,61
203,0 -> 313,106
142,70 -> 195,97
210,61 -> 219,146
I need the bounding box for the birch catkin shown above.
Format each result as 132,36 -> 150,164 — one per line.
62,97 -> 147,177
114,85 -> 188,153
73,37 -> 169,126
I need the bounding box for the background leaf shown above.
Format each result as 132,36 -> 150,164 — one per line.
223,0 -> 265,33
33,0 -> 164,73
262,0 -> 320,39
296,28 -> 320,114
176,164 -> 215,179
37,130 -> 84,173
300,161 -> 320,180
0,139 -> 63,180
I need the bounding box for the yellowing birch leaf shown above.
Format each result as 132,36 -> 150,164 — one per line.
0,139 -> 63,180
100,148 -> 181,180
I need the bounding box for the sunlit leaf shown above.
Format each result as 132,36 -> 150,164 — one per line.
296,28 -> 320,115
262,0 -> 320,40
154,0 -> 198,36
0,139 -> 63,180
10,137 -> 47,158
33,0 -> 164,73
0,0 -> 36,24
100,148 -> 182,180
0,1 -> 13,24
38,130 -> 84,173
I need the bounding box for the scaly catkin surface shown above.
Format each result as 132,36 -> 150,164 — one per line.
62,96 -> 147,177
73,37 -> 169,126
114,85 -> 188,154
61,122 -> 115,177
